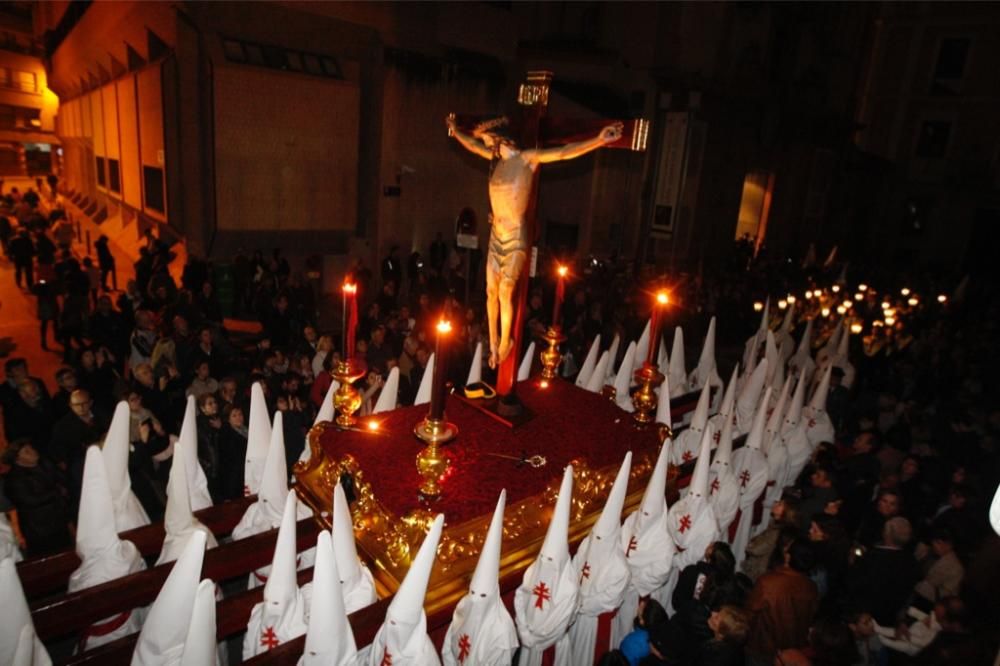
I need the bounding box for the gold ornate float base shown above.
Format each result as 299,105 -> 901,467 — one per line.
295,437 -> 673,615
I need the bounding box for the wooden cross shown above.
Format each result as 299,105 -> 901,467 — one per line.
450,71 -> 649,399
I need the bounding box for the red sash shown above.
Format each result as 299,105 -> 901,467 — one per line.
593,609 -> 618,664
78,610 -> 132,650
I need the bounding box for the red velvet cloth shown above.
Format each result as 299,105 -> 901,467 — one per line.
318,379 -> 663,525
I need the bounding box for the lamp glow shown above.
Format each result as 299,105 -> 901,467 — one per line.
881,301 -> 891,310
900,287 -> 911,296
908,297 -> 918,306
787,295 -> 796,304
805,290 -> 813,299
885,316 -> 896,326
937,294 -> 947,303
832,285 -> 841,293
837,306 -> 846,315
778,300 -> 788,310
850,323 -> 863,334
753,301 -> 764,312
367,420 -> 380,432
855,293 -> 863,301
821,307 -> 831,317
858,284 -> 868,292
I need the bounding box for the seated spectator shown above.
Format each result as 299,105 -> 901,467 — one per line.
187,359 -> 220,399
50,389 -> 109,507
743,498 -> 801,582
218,405 -> 249,501
196,393 -> 224,501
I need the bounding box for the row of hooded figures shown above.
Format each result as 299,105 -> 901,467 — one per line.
5,302 -> 999,666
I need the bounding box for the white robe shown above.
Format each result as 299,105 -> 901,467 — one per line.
564,532 -> 631,666
442,592 -> 518,666
802,406 -> 835,447
242,589 -> 309,659
671,423 -> 715,466
515,557 -> 578,666
728,447 -> 768,565
708,463 -> 740,539
613,510 -> 675,647
367,613 -> 440,666
68,540 -> 147,650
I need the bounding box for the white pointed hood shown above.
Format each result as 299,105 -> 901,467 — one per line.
613,342 -> 637,412
158,439 -> 217,566
301,531 -> 358,666
466,342 -> 483,386
312,377 -> 341,428
674,379 -> 713,466
575,335 -> 601,388
758,297 -> 771,334
414,353 -> 434,406
243,491 -> 309,659
444,491 -> 517,666
332,483 -> 377,614
1,557 -> 51,666
689,381 -> 712,434
591,452 -> 632,539
795,319 -> 813,358
177,395 -> 213,512
373,367 -> 400,414
103,401 -> 150,531
180,579 -> 218,666
764,331 -> 780,388
585,350 -> 611,394
470,490 -> 506,598
372,514 -> 444,665
514,466 -> 578,652
246,382 -> 273,497
835,322 -> 850,360
712,401 -> 735,468
990,483 -> 1000,537
719,365 -> 739,418
668,327 -> 686,393
690,317 -> 721,391
783,372 -> 807,432
780,304 -> 795,336
823,245 -> 838,267
689,427 -> 714,501
70,446 -> 147,596
736,358 -> 769,433
764,377 -> 791,453
655,364 -> 672,428
604,334 -> 621,383
668,428 -> 720,569
518,342 -> 536,381
134,530 -> 207,665
657,338 -> 669,377
810,365 -> 832,412
258,412 -> 291,524
633,319 -> 651,372
539,465 -> 574,563
263,491 -> 305,611
707,405 -> 740,540
639,440 -> 670,524
745,387 -> 773,451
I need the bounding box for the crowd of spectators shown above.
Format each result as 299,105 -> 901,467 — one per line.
1,202 -> 998,664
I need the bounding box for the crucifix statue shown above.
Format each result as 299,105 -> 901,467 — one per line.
448,71 -> 649,402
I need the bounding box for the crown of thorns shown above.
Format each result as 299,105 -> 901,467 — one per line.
473,116 -> 510,137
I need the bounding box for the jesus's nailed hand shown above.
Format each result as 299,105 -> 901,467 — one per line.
600,122 -> 624,144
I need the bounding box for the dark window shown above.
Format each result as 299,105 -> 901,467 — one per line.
934,38 -> 970,79
262,45 -> 288,70
223,39 -> 245,62
244,44 -> 264,66
915,121 -> 951,159
321,57 -> 341,78
143,165 -> 165,213
107,158 -> 121,193
96,156 -> 106,187
303,54 -> 322,75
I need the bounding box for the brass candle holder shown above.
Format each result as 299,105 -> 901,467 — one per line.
332,359 -> 367,428
539,325 -> 566,380
413,417 -> 457,498
632,362 -> 665,425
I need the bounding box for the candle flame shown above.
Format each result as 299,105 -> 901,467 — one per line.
858,284 -> 868,292
539,380 -> 549,389
850,323 -> 863,334
854,293 -> 863,301
832,285 -> 841,293
937,294 -> 947,303
908,297 -> 919,306
821,307 -> 831,317
343,282 -> 357,294
805,290 -> 813,299
656,291 -> 669,305
786,295 -> 796,304
367,420 -> 380,431
557,265 -> 568,277
753,301 -> 764,312
778,299 -> 788,309
885,316 -> 896,326
436,319 -> 452,334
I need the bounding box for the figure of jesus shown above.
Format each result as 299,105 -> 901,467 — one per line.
447,115 -> 623,368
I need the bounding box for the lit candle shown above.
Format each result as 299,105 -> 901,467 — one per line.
858,284 -> 868,292
850,323 -> 863,334
429,319 -> 452,421
754,301 -> 764,312
900,287 -> 911,296
937,294 -> 948,304
342,282 -> 357,359
832,285 -> 841,293
646,291 -> 669,366
552,264 -> 568,330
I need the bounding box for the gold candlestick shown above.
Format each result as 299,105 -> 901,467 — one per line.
332,359 -> 367,428
413,417 -> 457,497
631,362 -> 664,425
539,325 -> 566,380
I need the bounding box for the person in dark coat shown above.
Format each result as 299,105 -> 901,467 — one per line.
693,605 -> 750,666
218,405 -> 249,501
49,389 -> 108,509
847,516 -> 920,626
3,441 -> 72,557
8,228 -> 34,288
94,234 -> 116,291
